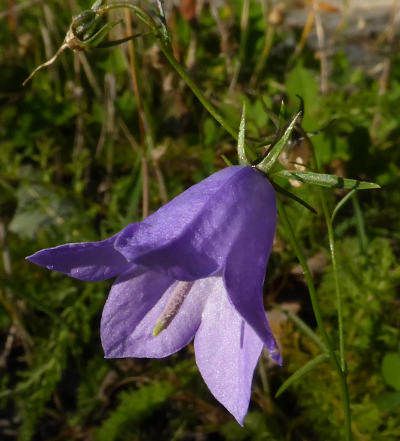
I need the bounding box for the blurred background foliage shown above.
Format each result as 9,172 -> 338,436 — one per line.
0,0 -> 399,440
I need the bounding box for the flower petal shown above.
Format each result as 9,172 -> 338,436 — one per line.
26,234 -> 130,281
223,175 -> 281,363
115,167 -> 272,281
194,278 -> 264,425
101,267 -> 212,358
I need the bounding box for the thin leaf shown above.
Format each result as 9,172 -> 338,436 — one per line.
273,170 -> 381,190
256,110 -> 302,173
275,353 -> 330,398
285,310 -> 326,351
331,189 -> 356,223
237,103 -> 249,165
272,182 -> 317,214
97,32 -> 144,48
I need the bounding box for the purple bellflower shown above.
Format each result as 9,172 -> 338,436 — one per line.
27,165 -> 280,425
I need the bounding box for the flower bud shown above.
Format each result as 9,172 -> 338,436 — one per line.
71,10 -> 102,42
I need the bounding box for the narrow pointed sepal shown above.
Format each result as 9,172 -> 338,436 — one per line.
272,182 -> 317,214
256,110 -> 302,173
272,170 -> 381,190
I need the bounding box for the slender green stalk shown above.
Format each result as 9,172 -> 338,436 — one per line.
331,189 -> 355,223
277,198 -> 352,440
102,2 -> 238,140
285,309 -> 326,352
320,191 -> 346,372
157,42 -> 238,140
306,132 -> 351,434
102,3 -> 154,27
308,136 -> 346,374
278,199 -> 332,355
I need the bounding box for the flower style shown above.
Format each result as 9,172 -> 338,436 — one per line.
27,165 -> 280,424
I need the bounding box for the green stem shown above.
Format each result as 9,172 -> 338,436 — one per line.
278,199 -> 332,353
306,134 -> 351,438
102,2 -> 238,140
157,42 -> 238,140
277,198 -> 352,440
320,191 -> 346,372
102,2 -> 154,27
309,138 -> 346,374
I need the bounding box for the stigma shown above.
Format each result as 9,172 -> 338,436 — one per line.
152,281 -> 195,336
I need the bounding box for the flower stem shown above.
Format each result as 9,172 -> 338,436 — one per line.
156,42 -> 238,140
277,198 -> 352,441
103,2 -> 238,141
319,191 -> 346,372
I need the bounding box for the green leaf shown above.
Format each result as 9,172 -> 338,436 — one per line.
256,110 -> 302,173
382,353 -> 400,391
331,189 -> 356,223
237,103 -> 248,165
284,310 -> 326,351
275,353 -> 330,398
97,32 -> 144,49
272,170 -> 380,190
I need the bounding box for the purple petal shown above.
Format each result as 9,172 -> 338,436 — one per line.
115,167 -> 272,281
101,268 -> 212,358
223,175 -> 281,363
26,234 -> 131,281
194,278 -> 264,425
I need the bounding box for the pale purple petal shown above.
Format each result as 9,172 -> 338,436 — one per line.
194,278 -> 264,425
223,175 -> 281,363
101,268 -> 212,358
115,167 -> 271,281
26,234 -> 130,281
26,165 -> 281,425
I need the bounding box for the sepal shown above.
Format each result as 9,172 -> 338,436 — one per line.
272,170 -> 380,190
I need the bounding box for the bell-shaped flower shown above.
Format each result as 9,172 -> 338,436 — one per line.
27,165 -> 280,424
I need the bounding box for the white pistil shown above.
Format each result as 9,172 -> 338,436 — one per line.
152,281 -> 195,337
